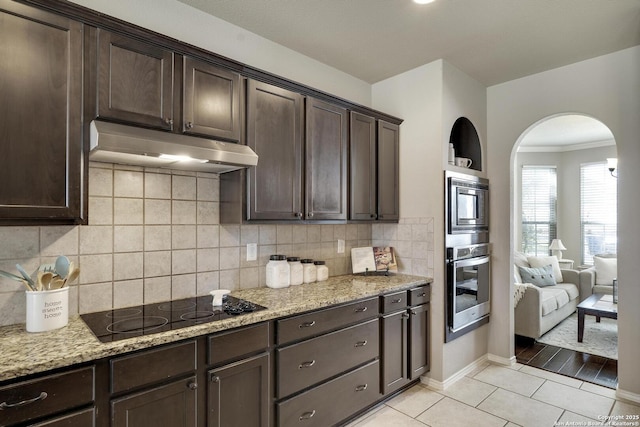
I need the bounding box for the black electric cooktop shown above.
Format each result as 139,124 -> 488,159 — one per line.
81,295 -> 266,343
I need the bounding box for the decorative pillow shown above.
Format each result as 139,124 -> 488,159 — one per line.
518,265 -> 557,287
528,255 -> 563,283
594,256 -> 617,285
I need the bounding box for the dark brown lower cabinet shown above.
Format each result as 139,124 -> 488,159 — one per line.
31,407 -> 96,427
207,352 -> 269,427
381,309 -> 410,394
409,303 -> 430,379
111,376 -> 197,427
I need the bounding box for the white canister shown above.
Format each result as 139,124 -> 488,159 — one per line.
266,255 -> 290,288
314,260 -> 329,281
448,143 -> 455,165
287,257 -> 304,286
26,287 -> 69,332
301,259 -> 317,284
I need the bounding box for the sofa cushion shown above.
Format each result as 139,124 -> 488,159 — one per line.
540,287 -> 571,316
594,256 -> 617,285
528,255 -> 563,283
554,283 -> 579,301
519,265 -> 557,287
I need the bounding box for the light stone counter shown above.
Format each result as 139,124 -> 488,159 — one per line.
0,274 -> 430,383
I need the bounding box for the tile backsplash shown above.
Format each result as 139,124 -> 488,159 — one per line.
0,162 -> 372,326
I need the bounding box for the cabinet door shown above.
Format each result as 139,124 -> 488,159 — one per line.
377,120 -> 400,221
111,376 -> 197,427
349,112 -> 377,220
208,353 -> 269,427
183,57 -> 240,141
31,407 -> 95,427
97,29 -> 174,130
246,80 -> 304,220
305,98 -> 348,220
0,2 -> 83,223
409,304 -> 429,380
381,310 -> 409,394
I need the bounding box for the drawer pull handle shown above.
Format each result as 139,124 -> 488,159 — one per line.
299,321 -> 316,329
355,384 -> 368,392
0,392 -> 47,409
354,307 -> 368,313
355,340 -> 368,347
298,360 -> 316,369
391,298 -> 402,303
299,410 -> 316,420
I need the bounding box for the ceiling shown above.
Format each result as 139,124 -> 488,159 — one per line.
175,0 -> 640,86
519,115 -> 615,152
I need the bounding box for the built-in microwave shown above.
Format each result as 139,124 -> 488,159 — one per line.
446,172 -> 489,235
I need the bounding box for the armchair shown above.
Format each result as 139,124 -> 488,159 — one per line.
579,254 -> 617,298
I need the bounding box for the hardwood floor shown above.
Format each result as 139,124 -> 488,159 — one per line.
515,335 -> 618,389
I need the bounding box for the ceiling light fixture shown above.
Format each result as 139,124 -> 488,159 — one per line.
413,0 -> 436,4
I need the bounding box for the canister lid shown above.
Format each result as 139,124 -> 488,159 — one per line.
301,259 -> 314,264
269,255 -> 287,261
314,260 -> 326,265
287,256 -> 300,262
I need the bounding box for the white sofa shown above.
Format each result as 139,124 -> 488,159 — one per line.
514,253 -> 582,339
579,253 -> 617,297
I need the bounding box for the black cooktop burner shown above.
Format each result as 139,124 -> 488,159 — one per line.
81,295 -> 266,343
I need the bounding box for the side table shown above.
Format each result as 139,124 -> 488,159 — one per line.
558,259 -> 574,269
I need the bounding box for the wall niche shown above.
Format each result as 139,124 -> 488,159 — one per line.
450,117 -> 481,171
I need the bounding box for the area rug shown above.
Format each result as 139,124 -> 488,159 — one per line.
537,313 -> 618,360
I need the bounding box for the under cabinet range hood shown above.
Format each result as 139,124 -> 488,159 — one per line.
89,121 -> 258,173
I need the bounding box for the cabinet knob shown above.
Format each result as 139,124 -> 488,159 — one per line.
370,214 -> 376,219
210,375 -> 220,383
298,360 -> 316,369
165,118 -> 174,126
307,212 -> 314,218
355,384 -> 368,392
299,410 -> 316,420
0,392 -> 47,409
185,121 -> 193,129
294,212 -> 303,218
410,309 -> 418,316
188,381 -> 198,390
401,312 -> 410,319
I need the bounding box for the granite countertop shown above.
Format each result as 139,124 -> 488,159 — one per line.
0,273 -> 431,383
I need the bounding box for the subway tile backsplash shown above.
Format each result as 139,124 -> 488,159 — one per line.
0,162 -> 372,326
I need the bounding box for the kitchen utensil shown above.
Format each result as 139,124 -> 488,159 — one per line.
0,270 -> 32,290
210,289 -> 231,306
54,256 -> 71,279
37,271 -> 54,292
63,265 -> 80,286
16,264 -> 36,289
48,277 -> 65,290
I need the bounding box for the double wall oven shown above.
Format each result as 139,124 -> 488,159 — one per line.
445,171 -> 491,342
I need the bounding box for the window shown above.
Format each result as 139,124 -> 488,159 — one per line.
581,162 -> 617,265
521,166 -> 557,256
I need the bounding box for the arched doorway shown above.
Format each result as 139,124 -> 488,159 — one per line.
511,113 -> 618,388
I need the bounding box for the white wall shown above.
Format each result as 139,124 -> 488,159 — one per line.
488,46 -> 640,399
373,60 -> 490,384
69,0 -> 372,106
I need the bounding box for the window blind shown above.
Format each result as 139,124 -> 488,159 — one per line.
580,162 -> 617,265
521,166 -> 557,256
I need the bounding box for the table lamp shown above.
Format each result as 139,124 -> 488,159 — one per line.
549,239 -> 567,260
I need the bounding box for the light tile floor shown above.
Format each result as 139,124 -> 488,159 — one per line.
345,362 -> 640,427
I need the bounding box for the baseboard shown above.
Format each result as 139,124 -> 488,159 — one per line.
420,354 -> 489,391
488,353 -> 517,366
616,388 -> 640,405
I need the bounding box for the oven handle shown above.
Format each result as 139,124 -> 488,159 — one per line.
452,255 -> 490,268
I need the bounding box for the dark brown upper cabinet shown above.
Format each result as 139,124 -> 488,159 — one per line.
97,29 -> 175,130
183,56 -> 241,141
305,98 -> 348,221
246,80 -> 304,220
0,1 -> 84,224
349,113 -> 400,222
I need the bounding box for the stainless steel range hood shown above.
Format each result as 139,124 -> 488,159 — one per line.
89,121 -> 258,173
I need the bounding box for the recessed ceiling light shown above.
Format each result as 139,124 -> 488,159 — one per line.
413,0 -> 436,4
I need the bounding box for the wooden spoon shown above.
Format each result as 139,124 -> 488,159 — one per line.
37,271 -> 54,292
48,277 -> 65,290
63,266 -> 80,286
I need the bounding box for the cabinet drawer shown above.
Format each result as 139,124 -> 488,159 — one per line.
208,322 -> 270,366
31,407 -> 95,427
381,290 -> 407,313
111,340 -> 196,394
277,297 -> 378,345
0,366 -> 94,426
409,285 -> 430,306
277,319 -> 379,398
277,360 -> 380,427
